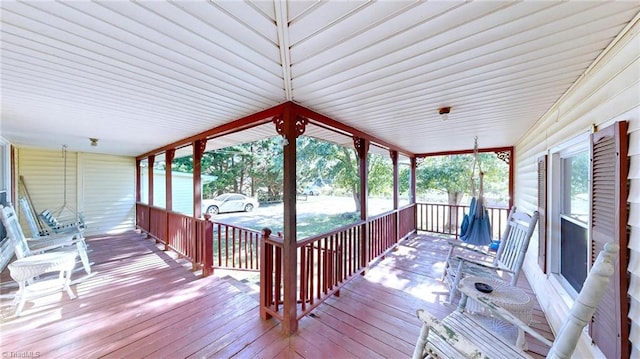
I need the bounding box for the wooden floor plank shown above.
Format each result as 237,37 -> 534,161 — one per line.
0,230 -> 555,358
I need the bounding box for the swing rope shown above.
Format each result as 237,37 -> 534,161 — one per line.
468,136 -> 483,198
54,144 -> 77,220
459,137 -> 492,246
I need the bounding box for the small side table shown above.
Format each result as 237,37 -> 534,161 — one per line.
457,276 -> 533,350
8,251 -> 78,316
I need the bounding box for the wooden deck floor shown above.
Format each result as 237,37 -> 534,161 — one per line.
0,231 -> 554,358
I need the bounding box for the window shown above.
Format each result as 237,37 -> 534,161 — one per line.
544,122 -> 629,358
560,151 -> 589,292
549,134 -> 590,296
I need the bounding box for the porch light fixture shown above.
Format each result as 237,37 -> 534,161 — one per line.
439,107 -> 451,121
89,138 -> 98,147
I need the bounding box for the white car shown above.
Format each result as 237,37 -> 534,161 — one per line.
302,185 -> 321,196
202,193 -> 259,215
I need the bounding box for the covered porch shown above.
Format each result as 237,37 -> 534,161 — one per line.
2,2 -> 637,357
0,230 -> 553,358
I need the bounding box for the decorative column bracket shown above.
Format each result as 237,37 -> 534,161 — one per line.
495,150 -> 510,164
353,136 -> 369,159
273,115 -> 308,138
390,150 -> 398,165
195,139 -> 207,157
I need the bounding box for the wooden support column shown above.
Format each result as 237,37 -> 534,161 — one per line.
354,137 -> 369,268
148,155 -> 155,206
165,149 -> 175,211
273,104 -> 308,335
135,159 -> 141,203
164,149 -> 176,251
193,140 -> 206,219
410,157 -> 417,230
493,148 -> 514,210
410,157 -> 417,204
193,140 -> 206,271
391,150 -> 399,209
390,150 -> 399,243
508,148 -> 514,210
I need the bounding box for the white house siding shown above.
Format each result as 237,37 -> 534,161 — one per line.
139,168 -> 216,217
139,168 -> 195,216
81,153 -> 136,235
516,20 -> 640,358
16,147 -> 136,236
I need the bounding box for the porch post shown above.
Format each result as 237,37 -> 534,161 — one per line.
355,137 -> 369,268
135,159 -> 141,203
410,157 -> 417,204
391,151 -> 399,210
165,149 -> 175,212
165,149 -> 175,252
148,155 -> 155,206
279,104 -> 303,335
193,140 -> 206,219
508,148 -> 514,210
390,150 -> 399,243
410,157 -> 417,231
193,140 -> 206,272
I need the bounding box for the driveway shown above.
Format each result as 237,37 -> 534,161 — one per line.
211,195 -> 396,233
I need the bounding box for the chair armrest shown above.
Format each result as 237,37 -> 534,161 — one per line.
415,309 -> 486,359
455,256 -> 515,274
468,294 -> 553,347
447,239 -> 495,258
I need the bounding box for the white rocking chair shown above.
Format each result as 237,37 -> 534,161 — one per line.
414,242 -> 619,359
442,206 -> 539,302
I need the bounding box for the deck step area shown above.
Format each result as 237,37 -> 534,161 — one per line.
219,274 -> 261,302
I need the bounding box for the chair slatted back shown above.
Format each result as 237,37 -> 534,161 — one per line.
494,207 -> 539,285
0,205 -> 32,259
19,197 -> 43,238
40,209 -> 60,228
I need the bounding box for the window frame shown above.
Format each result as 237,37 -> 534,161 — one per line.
548,132 -> 591,299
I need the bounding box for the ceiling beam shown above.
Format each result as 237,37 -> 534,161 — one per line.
275,0 -> 293,101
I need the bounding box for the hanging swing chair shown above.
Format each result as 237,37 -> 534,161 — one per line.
459,137 -> 492,246
39,145 -> 86,233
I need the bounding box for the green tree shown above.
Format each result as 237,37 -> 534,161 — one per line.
250,137 -> 283,201
296,137 -> 360,208
417,154 -> 474,206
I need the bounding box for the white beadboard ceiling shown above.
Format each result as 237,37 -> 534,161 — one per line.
1,1 -> 639,157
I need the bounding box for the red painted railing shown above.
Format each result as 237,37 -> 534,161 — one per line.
367,210 -> 396,262
135,203 -> 213,276
416,202 -> 509,239
260,205 -> 418,325
398,204 -> 416,240
135,201 -> 508,329
260,222 -> 367,321
212,222 -> 261,271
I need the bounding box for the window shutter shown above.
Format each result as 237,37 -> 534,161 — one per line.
589,121 -> 629,359
537,155 -> 547,273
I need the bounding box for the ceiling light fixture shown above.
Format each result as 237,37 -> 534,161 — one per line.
439,107 -> 451,121
89,138 -> 99,147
